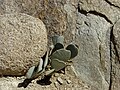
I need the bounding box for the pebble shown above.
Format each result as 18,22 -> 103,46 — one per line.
54,81 -> 59,88
67,80 -> 71,84
57,77 -> 63,85
17,76 -> 25,80
54,73 -> 59,77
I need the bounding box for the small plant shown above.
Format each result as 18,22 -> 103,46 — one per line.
50,35 -> 78,72
19,35 -> 78,87
25,50 -> 49,79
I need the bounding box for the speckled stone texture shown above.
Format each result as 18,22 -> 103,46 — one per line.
0,13 -> 47,76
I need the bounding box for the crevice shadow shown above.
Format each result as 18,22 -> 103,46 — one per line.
36,75 -> 52,85
18,79 -> 32,88
18,75 -> 52,88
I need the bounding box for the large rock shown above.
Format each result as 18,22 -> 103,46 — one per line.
78,0 -> 120,24
105,0 -> 120,8
0,0 -> 120,90
0,0 -> 78,44
74,13 -> 111,90
77,0 -> 120,90
110,19 -> 120,90
0,13 -> 47,75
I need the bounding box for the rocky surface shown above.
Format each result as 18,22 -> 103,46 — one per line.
0,0 -> 120,90
0,66 -> 90,90
0,0 -> 77,44
77,0 -> 120,90
74,13 -> 111,90
0,13 -> 47,75
78,0 -> 120,24
110,19 -> 120,90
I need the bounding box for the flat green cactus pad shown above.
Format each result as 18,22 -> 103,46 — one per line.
36,58 -> 43,73
66,44 -> 78,59
51,59 -> 66,71
50,49 -> 71,62
52,35 -> 64,45
51,43 -> 64,54
26,66 -> 35,79
43,51 -> 49,68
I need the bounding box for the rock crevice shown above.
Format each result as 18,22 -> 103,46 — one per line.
78,5 -> 113,24
109,25 -> 114,90
105,0 -> 120,9
109,20 -> 120,90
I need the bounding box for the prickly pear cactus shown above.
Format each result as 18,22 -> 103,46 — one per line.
66,44 -> 78,59
26,66 -> 36,79
25,35 -> 78,80
25,51 -> 49,79
51,43 -> 64,54
50,35 -> 78,72
26,58 -> 43,79
52,35 -> 64,45
51,58 -> 66,71
50,49 -> 71,62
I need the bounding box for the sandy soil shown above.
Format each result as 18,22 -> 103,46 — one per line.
0,66 -> 90,90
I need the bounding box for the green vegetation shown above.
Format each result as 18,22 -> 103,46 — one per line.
26,35 -> 78,80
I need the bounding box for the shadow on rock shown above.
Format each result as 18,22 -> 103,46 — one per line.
18,79 -> 32,88
36,75 -> 52,85
18,75 -> 52,88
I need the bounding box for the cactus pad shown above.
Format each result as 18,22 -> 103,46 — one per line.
36,58 -> 43,73
51,43 -> 64,54
52,35 -> 64,45
66,44 -> 78,59
50,49 -> 71,62
51,59 -> 66,71
43,51 -> 49,68
26,66 -> 35,79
